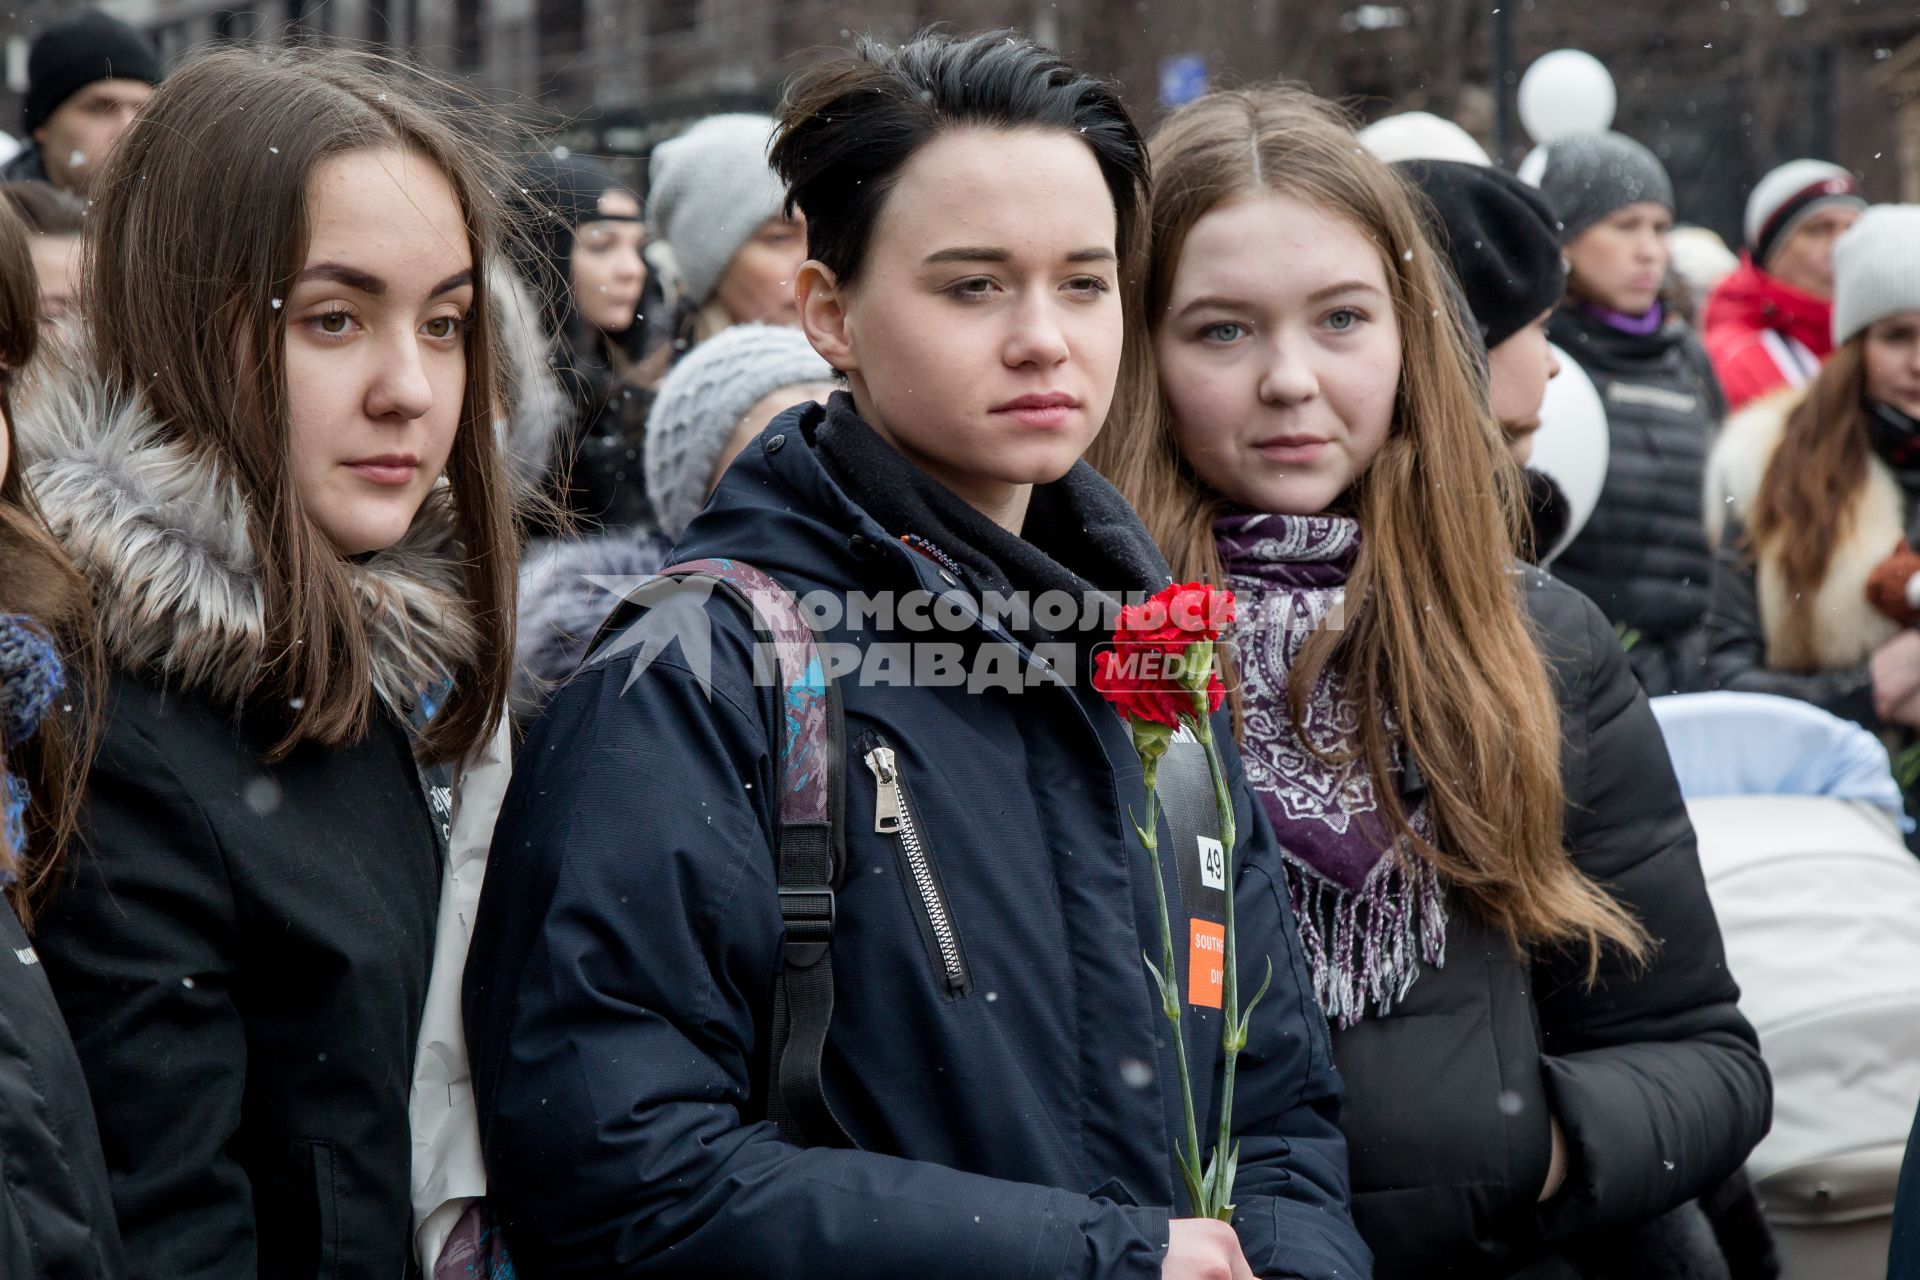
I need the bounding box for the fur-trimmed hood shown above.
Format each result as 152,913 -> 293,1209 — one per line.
15,350 -> 482,718
493,266 -> 569,495
1705,386 -> 1906,670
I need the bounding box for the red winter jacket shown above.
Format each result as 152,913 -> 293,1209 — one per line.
1703,254 -> 1834,411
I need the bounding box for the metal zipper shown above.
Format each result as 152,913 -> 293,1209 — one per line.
863,744 -> 971,995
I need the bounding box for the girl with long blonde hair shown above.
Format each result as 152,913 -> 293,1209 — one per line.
1092,84 -> 1769,1278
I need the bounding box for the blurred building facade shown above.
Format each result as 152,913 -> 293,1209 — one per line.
2,0 -> 1916,241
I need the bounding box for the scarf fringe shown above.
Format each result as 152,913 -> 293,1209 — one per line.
1284,847 -> 1447,1030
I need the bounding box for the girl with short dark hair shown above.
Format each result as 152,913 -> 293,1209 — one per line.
465,31 -> 1368,1279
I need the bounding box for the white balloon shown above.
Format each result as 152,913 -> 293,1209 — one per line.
1515,144 -> 1550,188
1528,341 -> 1609,565
1518,50 -> 1618,144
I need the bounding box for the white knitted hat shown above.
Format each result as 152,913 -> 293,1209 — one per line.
647,114 -> 788,307
1744,159 -> 1862,267
644,323 -> 834,539
1831,205 -> 1920,346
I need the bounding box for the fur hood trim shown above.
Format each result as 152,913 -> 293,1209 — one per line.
493,267 -> 569,494
1704,386 -> 1905,670
16,350 -> 481,717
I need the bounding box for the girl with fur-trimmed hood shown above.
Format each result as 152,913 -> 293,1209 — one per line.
1706,205 -> 1920,838
15,49 -> 519,1279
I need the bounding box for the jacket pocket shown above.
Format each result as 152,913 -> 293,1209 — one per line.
859,733 -> 972,997
304,1139 -> 340,1280
1486,959 -> 1554,1217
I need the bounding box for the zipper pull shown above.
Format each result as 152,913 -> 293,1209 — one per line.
864,747 -> 904,835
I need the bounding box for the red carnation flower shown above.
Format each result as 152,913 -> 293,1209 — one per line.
1092,648 -> 1189,729
1114,582 -> 1237,652
1094,582 -> 1232,728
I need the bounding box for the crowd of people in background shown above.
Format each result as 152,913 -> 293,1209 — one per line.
2,8 -> 1920,1280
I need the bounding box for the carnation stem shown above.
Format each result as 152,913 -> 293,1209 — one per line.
1190,694 -> 1244,1221
1137,758 -> 1208,1216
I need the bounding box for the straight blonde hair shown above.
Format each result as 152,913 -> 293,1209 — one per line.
1090,85 -> 1647,975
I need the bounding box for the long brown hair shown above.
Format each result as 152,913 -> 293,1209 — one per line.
0,198 -> 101,928
1090,85 -> 1647,975
1745,338 -> 1871,667
82,48 -> 518,764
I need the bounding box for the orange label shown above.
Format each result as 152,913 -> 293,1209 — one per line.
1188,919 -> 1225,1009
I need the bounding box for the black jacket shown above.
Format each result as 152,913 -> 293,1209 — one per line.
1894,1101 -> 1920,1278
39,677 -> 443,1280
19,361 -> 486,1279
0,898 -> 124,1280
1333,568 -> 1770,1278
550,327 -> 657,533
1549,307 -> 1726,696
1705,514 -> 1886,730
465,396 -> 1371,1278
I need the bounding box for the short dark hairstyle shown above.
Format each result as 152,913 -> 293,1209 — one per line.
1,181 -> 86,236
770,30 -> 1148,287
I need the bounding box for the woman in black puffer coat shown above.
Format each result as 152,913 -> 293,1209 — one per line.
1536,132 -> 1728,697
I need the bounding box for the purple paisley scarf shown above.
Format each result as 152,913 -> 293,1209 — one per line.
1215,511 -> 1445,1027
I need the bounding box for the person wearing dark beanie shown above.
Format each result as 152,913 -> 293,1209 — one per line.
508,149 -> 667,532
1398,159 -> 1565,449
1399,158 -> 1574,565
1,9 -> 160,194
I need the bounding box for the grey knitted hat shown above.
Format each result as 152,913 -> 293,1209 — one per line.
1832,205 -> 1920,347
646,114 -> 788,307
645,324 -> 834,539
1535,131 -> 1674,244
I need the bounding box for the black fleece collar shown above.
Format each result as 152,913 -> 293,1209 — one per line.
810,392 -> 1171,642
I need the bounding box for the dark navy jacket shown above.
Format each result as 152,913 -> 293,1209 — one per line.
464,402 -> 1370,1278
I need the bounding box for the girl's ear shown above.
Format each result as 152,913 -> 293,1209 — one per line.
796,260 -> 857,374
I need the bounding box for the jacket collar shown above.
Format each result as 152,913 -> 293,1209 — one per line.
15,347 -> 481,719
1550,302 -> 1687,370
676,397 -> 1172,661
1705,254 -> 1834,357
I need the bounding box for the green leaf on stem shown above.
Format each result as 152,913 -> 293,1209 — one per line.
1217,1142 -> 1242,1221
1228,958 -> 1275,1052
1177,1143 -> 1207,1218
1143,954 -> 1179,1020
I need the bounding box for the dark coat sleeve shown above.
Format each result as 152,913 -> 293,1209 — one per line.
34,702 -> 256,1280
1704,514 -> 1878,724
1210,721 -> 1372,1280
1892,1102 -> 1920,1278
1532,584 -> 1772,1243
463,629 -> 1170,1280
0,900 -> 126,1280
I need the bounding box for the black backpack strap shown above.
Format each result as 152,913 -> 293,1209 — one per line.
589,557 -> 853,1148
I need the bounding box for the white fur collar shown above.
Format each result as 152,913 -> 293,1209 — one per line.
1706,388 -> 1904,670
